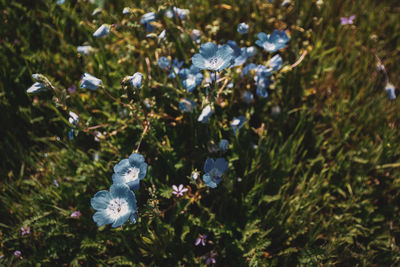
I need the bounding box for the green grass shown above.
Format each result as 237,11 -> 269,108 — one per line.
1,0 -> 400,265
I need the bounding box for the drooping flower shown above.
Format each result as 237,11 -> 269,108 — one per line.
191,29 -> 201,43
91,184 -> 137,228
68,111 -> 79,125
242,91 -> 254,104
140,12 -> 157,32
172,184 -> 188,197
237,22 -> 249,34
158,56 -> 171,70
128,72 -> 144,89
179,98 -> 197,113
192,42 -> 234,71
195,234 -> 207,246
385,83 -> 396,100
227,40 -> 249,67
203,158 -> 228,188
179,65 -> 203,92
173,6 -> 189,19
254,65 -> 272,98
219,139 -> 229,153
112,153 -> 148,190
231,116 -> 246,135
168,58 -> 184,78
54,179 -> 60,187
268,54 -> 283,71
198,105 -> 213,123
80,73 -> 103,90
71,211 -> 82,218
255,30 -> 290,53
93,24 -> 110,38
21,226 -> 30,236
77,45 -> 94,55
340,15 -> 356,25
26,82 -> 46,93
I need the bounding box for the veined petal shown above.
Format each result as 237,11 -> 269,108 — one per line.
199,42 -> 218,58
111,212 -> 131,228
192,54 -> 207,70
93,210 -> 114,227
204,158 -> 215,173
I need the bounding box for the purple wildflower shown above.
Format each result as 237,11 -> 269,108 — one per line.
71,211 -> 82,218
14,250 -> 22,258
195,234 -> 207,246
21,226 -> 30,236
205,252 -> 216,265
172,184 -> 188,197
67,84 -> 77,94
340,15 -> 355,25
54,180 -> 59,187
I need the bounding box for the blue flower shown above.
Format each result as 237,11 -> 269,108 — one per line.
26,82 -> 46,93
231,116 -> 246,135
219,139 -> 229,153
164,9 -> 174,18
242,91 -> 254,104
68,130 -> 74,140
57,0 -> 65,4
191,29 -> 201,44
77,45 -> 94,55
90,184 -> 137,228
92,8 -> 102,16
227,41 -> 249,67
68,111 -> 79,125
192,42 -> 234,71
246,46 -> 257,57
112,153 -> 148,190
198,105 -> 213,123
385,83 -> 396,100
202,158 -> 228,188
173,7 -> 189,19
122,7 -> 131,15
254,65 -> 272,98
158,29 -> 166,40
93,24 -> 110,38
168,58 -> 184,78
255,30 -> 290,53
179,65 -> 203,92
80,73 -> 103,90
179,98 -> 197,113
128,72 -> 144,89
140,12 -> 157,32
158,57 -> 171,70
268,54 -> 283,71
241,63 -> 257,76
237,22 -> 249,34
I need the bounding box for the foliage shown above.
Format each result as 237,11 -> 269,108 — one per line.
1,0 -> 400,265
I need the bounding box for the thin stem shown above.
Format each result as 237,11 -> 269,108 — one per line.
101,86 -> 136,110
290,50 -> 308,69
374,54 -> 390,84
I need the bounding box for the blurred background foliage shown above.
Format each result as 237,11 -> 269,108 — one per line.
1,0 -> 400,265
